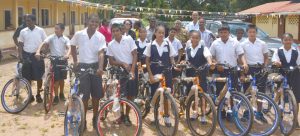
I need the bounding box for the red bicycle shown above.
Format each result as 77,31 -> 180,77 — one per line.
43,55 -> 66,113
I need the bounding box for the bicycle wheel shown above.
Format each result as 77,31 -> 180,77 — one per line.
44,75 -> 54,113
96,98 -> 142,136
279,89 -> 297,136
154,92 -> 179,136
186,93 -> 217,136
245,92 -> 280,136
217,91 -> 254,136
1,78 -> 32,114
64,95 -> 85,136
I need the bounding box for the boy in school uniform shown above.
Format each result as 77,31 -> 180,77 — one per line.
241,24 -> 269,122
18,14 -> 47,103
144,25 -> 177,126
165,27 -> 183,63
185,31 -> 214,123
35,23 -> 71,104
71,14 -> 106,130
106,23 -> 138,126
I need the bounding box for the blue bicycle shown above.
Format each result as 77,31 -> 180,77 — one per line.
61,65 -> 90,136
265,65 -> 299,136
239,64 -> 280,136
207,64 -> 254,136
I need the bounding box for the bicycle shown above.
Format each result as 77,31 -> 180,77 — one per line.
62,64 -> 87,136
43,55 -> 66,113
239,64 -> 280,136
172,63 -> 189,117
265,65 -> 299,136
139,61 -> 179,136
207,63 -> 254,136
1,55 -> 32,114
135,62 -> 152,119
96,66 -> 142,136
177,63 -> 217,136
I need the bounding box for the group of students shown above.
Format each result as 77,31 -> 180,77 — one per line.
14,12 -> 300,132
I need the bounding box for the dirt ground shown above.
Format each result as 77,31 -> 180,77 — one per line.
0,58 -> 299,136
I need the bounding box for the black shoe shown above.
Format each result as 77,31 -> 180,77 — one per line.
36,94 -> 43,103
124,115 -> 132,126
59,93 -> 66,101
30,95 -> 35,103
241,110 -> 249,122
53,96 -> 59,105
93,117 -> 97,129
221,110 -> 226,119
255,111 -> 268,123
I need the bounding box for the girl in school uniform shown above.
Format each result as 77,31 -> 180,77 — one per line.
185,31 -> 214,123
135,27 -> 149,65
143,25 -> 176,126
272,33 -> 300,129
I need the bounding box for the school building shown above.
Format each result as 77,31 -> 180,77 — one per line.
0,0 -> 112,52
238,0 -> 300,42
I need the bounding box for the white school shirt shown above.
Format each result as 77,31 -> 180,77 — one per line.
143,40 -> 177,57
165,37 -> 183,56
272,46 -> 300,65
185,39 -> 206,50
70,28 -> 106,64
106,36 -> 137,65
186,43 -> 212,60
209,37 -> 244,67
146,27 -> 155,41
44,34 -> 71,57
199,29 -> 214,48
137,38 -> 150,49
237,37 -> 246,43
241,38 -> 268,65
19,26 -> 47,53
185,21 -> 199,32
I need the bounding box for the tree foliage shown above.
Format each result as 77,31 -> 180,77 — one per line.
85,0 -> 287,12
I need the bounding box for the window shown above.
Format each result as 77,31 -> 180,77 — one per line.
81,13 -> 84,24
71,11 -> 76,24
210,23 -> 220,34
4,10 -> 12,29
32,8 -> 37,17
18,7 -> 23,26
41,9 -> 49,26
63,13 -> 66,25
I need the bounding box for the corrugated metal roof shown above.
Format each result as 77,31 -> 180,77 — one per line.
238,1 -> 300,15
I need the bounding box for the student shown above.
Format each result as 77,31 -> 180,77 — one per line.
136,27 -> 150,65
71,14 -> 106,130
236,28 -> 246,43
18,14 -> 47,103
185,31 -> 214,123
106,23 -> 138,126
123,20 -> 136,40
272,33 -> 300,128
144,25 -> 176,126
209,25 -> 248,105
146,17 -> 156,41
241,24 -> 269,122
98,19 -> 112,44
165,27 -> 183,63
35,23 -> 71,105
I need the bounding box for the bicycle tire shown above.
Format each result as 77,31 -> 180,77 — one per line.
154,92 -> 179,136
1,78 -> 32,114
96,98 -> 142,136
64,95 -> 85,136
137,81 -> 151,119
44,75 -> 54,113
279,89 -> 297,136
245,92 -> 280,136
186,93 -> 217,136
217,91 -> 254,136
